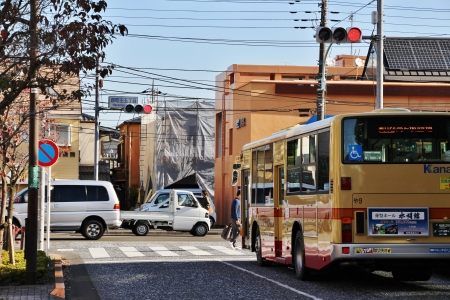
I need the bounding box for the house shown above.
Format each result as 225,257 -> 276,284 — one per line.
113,116 -> 142,209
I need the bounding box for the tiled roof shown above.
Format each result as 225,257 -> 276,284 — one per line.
381,37 -> 450,82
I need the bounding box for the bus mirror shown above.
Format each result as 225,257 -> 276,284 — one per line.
231,170 -> 239,186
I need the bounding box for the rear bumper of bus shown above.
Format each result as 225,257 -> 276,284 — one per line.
331,243 -> 450,261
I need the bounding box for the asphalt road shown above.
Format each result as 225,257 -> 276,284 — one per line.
48,232 -> 450,300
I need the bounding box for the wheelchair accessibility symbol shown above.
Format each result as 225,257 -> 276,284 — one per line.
348,145 -> 363,161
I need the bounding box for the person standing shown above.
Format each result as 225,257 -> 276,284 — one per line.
201,189 -> 210,211
229,190 -> 241,250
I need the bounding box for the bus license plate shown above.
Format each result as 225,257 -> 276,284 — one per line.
354,247 -> 392,254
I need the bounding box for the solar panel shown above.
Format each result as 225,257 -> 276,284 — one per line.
384,39 -> 450,71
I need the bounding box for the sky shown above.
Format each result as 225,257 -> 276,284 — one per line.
81,0 -> 450,129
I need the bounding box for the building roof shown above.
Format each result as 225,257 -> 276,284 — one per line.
370,37 -> 450,82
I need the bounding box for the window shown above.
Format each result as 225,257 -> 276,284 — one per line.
251,144 -> 273,206
86,186 -> 109,202
287,139 -> 300,166
302,135 -> 316,164
153,194 -> 169,205
301,135 -> 317,193
52,185 -> 86,202
287,130 -> 330,195
229,128 -> 233,155
318,131 -> 330,191
50,123 -> 72,146
287,168 -> 301,193
178,193 -> 196,207
343,116 -> 450,163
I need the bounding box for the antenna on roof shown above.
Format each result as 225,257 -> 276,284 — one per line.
355,58 -> 364,67
325,58 -> 336,67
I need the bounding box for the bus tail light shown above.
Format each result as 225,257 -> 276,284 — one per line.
342,218 -> 352,243
341,177 -> 351,190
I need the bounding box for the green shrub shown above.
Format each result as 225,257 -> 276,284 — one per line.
0,250 -> 54,286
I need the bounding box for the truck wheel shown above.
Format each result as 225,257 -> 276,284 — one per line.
134,222 -> 149,236
82,220 -> 104,240
193,223 -> 208,237
209,217 -> 215,228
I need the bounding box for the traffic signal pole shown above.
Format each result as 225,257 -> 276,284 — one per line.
317,0 -> 327,121
94,58 -> 100,181
376,0 -> 384,109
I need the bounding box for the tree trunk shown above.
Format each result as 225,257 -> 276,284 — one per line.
7,222 -> 15,264
7,184 -> 16,264
0,176 -> 7,251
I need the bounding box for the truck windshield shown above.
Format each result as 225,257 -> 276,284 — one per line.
343,116 -> 450,163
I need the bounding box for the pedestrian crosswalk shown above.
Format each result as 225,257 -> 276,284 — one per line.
57,245 -> 252,259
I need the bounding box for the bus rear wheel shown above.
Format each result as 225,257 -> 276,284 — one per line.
255,227 -> 270,267
294,231 -> 311,280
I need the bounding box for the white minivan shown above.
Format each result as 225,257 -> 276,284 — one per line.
12,180 -> 121,240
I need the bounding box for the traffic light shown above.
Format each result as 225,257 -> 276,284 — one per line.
315,26 -> 332,43
124,103 -> 153,114
315,26 -> 362,44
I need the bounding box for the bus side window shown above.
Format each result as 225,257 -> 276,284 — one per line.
318,131 -> 330,191
442,141 -> 450,161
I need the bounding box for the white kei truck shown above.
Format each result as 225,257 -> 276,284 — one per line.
120,189 -> 210,236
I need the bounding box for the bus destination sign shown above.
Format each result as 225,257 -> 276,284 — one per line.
378,126 -> 433,134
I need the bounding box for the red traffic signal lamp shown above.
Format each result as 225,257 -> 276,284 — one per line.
315,26 -> 362,44
124,103 -> 153,114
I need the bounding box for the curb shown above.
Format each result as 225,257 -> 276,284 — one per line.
50,255 -> 65,299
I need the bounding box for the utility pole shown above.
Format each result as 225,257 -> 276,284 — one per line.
376,0 -> 384,109
94,58 -> 100,180
317,0 -> 327,121
26,0 -> 39,284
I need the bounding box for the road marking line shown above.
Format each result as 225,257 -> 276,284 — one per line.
120,247 -> 145,257
209,245 -> 245,255
219,261 -> 322,300
179,246 -> 212,256
84,257 -> 254,264
150,246 -> 179,256
89,248 -> 110,258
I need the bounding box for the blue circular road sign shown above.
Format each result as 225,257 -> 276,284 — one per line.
38,139 -> 59,167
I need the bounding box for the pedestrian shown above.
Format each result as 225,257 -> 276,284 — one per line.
202,189 -> 211,212
229,190 -> 241,250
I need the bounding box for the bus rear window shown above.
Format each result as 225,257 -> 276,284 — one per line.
343,116 -> 450,163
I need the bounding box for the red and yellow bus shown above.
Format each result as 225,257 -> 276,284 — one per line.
239,108 -> 450,281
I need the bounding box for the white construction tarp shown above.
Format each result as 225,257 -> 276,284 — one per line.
150,101 -> 215,202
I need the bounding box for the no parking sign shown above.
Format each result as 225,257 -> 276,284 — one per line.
38,139 -> 59,167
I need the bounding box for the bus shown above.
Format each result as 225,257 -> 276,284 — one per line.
238,108 -> 450,281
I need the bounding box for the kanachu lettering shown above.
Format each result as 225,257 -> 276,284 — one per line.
423,164 -> 450,174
